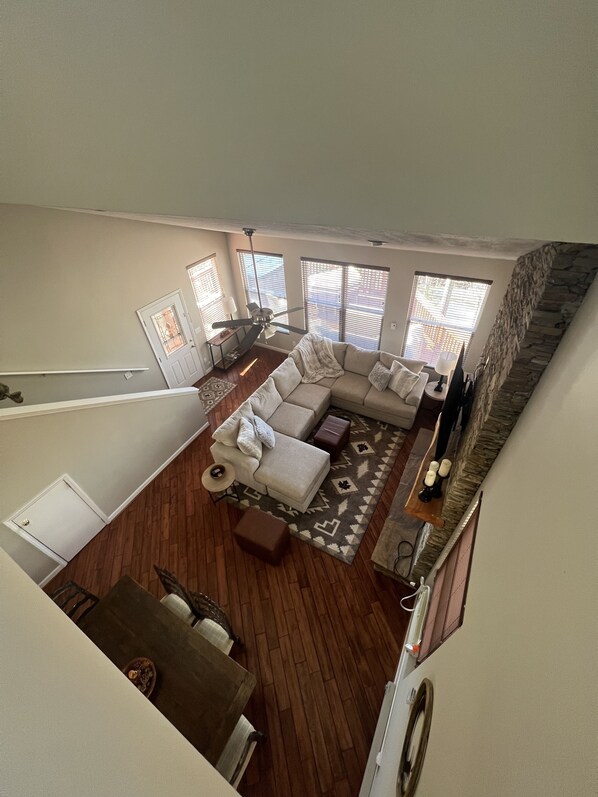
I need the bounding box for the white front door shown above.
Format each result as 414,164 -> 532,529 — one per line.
9,477 -> 106,563
138,291 -> 204,388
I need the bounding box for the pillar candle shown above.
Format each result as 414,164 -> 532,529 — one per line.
424,470 -> 436,487
439,459 -> 452,478
429,460 -> 440,472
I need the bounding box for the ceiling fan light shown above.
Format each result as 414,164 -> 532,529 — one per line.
261,325 -> 276,340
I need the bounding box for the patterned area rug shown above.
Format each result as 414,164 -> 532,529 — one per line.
237,412 -> 406,564
198,377 -> 237,413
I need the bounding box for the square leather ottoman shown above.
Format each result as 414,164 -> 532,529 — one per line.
313,414 -> 351,461
233,507 -> 290,565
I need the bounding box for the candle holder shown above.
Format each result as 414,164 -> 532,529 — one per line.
431,474 -> 446,499
418,483 -> 435,503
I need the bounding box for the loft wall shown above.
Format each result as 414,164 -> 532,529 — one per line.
413,242 -> 598,576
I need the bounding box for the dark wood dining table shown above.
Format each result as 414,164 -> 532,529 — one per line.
78,575 -> 255,764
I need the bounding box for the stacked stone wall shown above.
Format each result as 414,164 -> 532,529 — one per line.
412,243 -> 598,578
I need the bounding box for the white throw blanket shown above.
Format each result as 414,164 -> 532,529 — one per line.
294,333 -> 344,383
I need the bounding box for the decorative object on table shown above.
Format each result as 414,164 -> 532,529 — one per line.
237,411 -> 406,565
198,376 -> 237,413
433,351 -> 458,393
418,468 -> 437,503
210,464 -> 226,479
210,227 -> 307,355
122,657 -> 157,698
201,463 -> 240,504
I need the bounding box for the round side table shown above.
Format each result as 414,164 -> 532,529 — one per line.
201,464 -> 240,504
422,381 -> 447,414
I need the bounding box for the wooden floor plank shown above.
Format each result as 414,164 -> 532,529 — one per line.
46,346 -> 436,796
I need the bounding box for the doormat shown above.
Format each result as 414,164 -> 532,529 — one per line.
237,412 -> 406,564
198,377 -> 237,413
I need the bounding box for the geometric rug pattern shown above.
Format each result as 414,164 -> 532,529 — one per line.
238,411 -> 406,564
198,376 -> 237,413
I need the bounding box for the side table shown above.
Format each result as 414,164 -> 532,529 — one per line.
206,328 -> 242,371
422,381 -> 446,415
201,464 -> 241,504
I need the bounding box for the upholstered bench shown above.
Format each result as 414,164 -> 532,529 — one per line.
233,507 -> 290,564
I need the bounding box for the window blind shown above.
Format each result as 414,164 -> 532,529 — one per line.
187,255 -> 226,340
403,273 -> 491,366
417,495 -> 482,662
237,250 -> 287,322
301,259 -> 389,350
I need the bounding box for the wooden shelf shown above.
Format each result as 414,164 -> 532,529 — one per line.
403,418 -> 445,528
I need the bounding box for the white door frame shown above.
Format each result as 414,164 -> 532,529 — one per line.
137,290 -> 203,388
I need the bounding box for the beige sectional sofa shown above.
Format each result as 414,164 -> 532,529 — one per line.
210,339 -> 428,513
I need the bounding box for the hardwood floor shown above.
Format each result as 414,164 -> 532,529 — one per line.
47,345 -> 435,797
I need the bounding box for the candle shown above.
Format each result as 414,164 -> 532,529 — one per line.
439,459 -> 452,478
429,460 -> 440,472
424,470 -> 436,487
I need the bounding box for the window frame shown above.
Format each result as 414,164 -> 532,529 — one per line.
237,249 -> 288,322
402,271 -> 492,367
186,254 -> 226,341
301,257 -> 390,350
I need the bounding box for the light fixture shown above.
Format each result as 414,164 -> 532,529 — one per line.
261,326 -> 276,340
434,351 -> 458,393
369,240 -> 386,247
222,296 -> 237,320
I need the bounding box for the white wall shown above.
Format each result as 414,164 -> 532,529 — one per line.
2,2 -> 596,244
227,233 -> 514,372
374,278 -> 598,795
0,549 -> 238,797
0,205 -> 235,402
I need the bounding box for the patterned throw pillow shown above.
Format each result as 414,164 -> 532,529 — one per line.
389,359 -> 420,399
237,416 -> 263,459
253,415 -> 276,449
368,360 -> 392,392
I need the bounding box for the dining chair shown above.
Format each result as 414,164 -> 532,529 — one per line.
153,565 -> 198,626
49,580 -> 99,625
215,714 -> 266,790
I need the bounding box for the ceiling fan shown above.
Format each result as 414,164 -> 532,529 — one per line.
211,227 -> 307,356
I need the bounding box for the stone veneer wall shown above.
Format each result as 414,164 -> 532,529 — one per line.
412,242 -> 598,578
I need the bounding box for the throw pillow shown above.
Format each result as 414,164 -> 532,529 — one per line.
253,415 -> 276,449
271,357 -> 302,400
368,360 -> 392,392
250,377 -> 283,420
212,401 -> 254,447
389,359 -> 420,399
237,416 -> 263,459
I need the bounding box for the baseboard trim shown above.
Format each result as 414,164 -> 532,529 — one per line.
107,421 -> 210,522
254,342 -> 293,355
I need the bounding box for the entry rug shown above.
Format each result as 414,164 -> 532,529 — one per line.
198,377 -> 237,413
238,412 -> 406,565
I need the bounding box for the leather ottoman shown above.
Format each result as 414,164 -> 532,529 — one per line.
233,507 -> 290,565
313,414 -> 351,461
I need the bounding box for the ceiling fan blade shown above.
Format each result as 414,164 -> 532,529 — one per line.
271,322 -> 308,335
212,318 -> 254,329
236,324 -> 262,354
271,306 -> 304,319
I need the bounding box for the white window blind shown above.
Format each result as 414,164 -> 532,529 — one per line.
187,255 -> 226,340
301,259 -> 389,350
237,250 -> 287,322
403,272 -> 491,366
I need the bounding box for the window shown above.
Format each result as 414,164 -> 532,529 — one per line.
403,273 -> 491,366
237,250 -> 287,322
301,258 -> 389,350
417,494 -> 482,663
187,255 -> 226,340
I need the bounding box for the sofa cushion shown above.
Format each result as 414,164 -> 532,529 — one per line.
289,349 -> 305,376
315,376 -> 338,389
368,360 -> 392,392
254,432 -> 330,506
212,400 -> 254,447
389,360 -> 420,399
237,416 -> 263,459
250,377 -> 283,421
330,372 -> 371,405
331,342 -> 348,368
267,402 -> 315,440
253,415 -> 275,449
364,385 -> 412,417
285,383 -> 330,419
271,357 -> 302,400
344,344 -> 380,376
380,351 -> 426,374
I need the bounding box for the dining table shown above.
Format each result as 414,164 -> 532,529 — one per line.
78,575 -> 256,765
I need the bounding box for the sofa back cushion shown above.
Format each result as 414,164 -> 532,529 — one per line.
271,357 -> 302,399
289,349 -> 305,376
380,351 -> 426,374
331,342 -> 348,368
344,344 -> 380,376
212,400 -> 255,447
250,377 -> 283,420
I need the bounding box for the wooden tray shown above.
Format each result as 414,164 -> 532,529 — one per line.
122,657 -> 157,699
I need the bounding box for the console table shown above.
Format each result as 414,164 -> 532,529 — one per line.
207,328 -> 242,371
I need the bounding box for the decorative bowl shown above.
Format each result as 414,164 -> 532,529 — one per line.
210,465 -> 226,479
